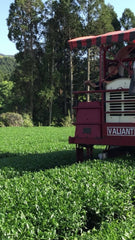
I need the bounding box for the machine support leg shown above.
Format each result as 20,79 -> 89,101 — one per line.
90,145 -> 93,159
86,147 -> 90,159
76,145 -> 94,162
76,145 -> 84,162
86,145 -> 93,160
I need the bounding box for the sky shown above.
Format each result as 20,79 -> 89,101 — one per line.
105,0 -> 135,20
0,0 -> 135,56
0,0 -> 18,55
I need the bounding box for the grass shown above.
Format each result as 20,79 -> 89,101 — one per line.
0,126 -> 135,239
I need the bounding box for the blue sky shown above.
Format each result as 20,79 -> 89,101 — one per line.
0,0 -> 18,55
105,0 -> 135,19
0,0 -> 135,56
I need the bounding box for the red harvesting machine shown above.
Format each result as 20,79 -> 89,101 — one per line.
68,28 -> 135,161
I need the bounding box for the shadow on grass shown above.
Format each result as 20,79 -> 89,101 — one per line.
0,146 -> 102,172
0,146 -> 135,174
0,150 -> 77,173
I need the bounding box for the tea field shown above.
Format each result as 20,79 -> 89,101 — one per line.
0,127 -> 135,239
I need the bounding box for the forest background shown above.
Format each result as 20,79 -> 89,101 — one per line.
0,0 -> 135,126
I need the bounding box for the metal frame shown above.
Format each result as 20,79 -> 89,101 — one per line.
69,32 -> 135,161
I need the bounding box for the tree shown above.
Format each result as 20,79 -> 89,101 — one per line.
38,0 -> 83,124
6,0 -> 122,125
0,75 -> 13,112
0,56 -> 15,112
69,0 -> 120,91
77,0 -> 119,35
120,8 -> 135,30
97,3 -> 121,32
7,0 -> 44,52
7,0 -> 44,117
106,4 -> 121,31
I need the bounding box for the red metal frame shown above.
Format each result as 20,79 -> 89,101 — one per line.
69,89 -> 135,142
68,29 -> 135,160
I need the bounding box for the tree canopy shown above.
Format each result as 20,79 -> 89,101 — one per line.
2,0 -> 134,125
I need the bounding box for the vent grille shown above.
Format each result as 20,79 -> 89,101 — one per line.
106,91 -> 135,122
110,92 -> 122,100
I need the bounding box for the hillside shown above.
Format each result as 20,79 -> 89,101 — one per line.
0,53 -> 14,58
0,54 -> 16,76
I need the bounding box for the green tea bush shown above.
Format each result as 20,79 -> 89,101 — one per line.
22,113 -> 33,127
0,112 -> 23,126
61,111 -> 72,127
0,127 -> 135,239
0,121 -> 5,127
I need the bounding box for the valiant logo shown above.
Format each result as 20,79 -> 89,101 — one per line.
107,127 -> 135,136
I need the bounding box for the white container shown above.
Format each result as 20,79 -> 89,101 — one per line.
98,152 -> 107,159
